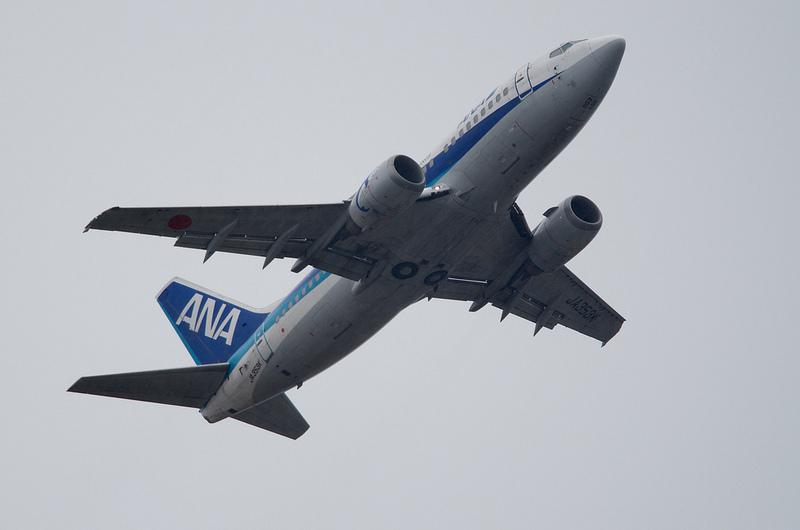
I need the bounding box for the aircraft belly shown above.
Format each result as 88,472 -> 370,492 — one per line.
250,275 -> 412,404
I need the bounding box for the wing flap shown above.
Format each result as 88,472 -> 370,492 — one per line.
490,267 -> 625,344
429,267 -> 623,344
173,232 -> 312,259
67,364 -> 230,408
231,393 -> 310,439
431,277 -> 488,302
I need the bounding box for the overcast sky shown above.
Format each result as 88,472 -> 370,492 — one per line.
3,1 -> 799,528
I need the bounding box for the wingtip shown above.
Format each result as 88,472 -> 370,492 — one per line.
84,207 -> 121,232
83,216 -> 99,233
67,377 -> 86,393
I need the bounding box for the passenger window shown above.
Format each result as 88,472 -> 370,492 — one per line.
495,94 -> 501,102
451,136 -> 456,145
288,301 -> 292,309
473,115 -> 478,124
301,287 -> 306,295
294,294 -> 299,303
458,129 -> 463,138
281,308 -> 286,316
488,101 -> 493,110
503,87 -> 508,96
466,122 -> 471,131
443,144 -> 448,153
481,108 -> 486,116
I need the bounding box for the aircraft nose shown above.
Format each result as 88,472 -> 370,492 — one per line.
589,35 -> 626,74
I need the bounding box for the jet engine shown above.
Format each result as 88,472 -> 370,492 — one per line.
347,155 -> 425,233
526,195 -> 602,273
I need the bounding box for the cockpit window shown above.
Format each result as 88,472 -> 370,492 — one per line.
549,39 -> 587,59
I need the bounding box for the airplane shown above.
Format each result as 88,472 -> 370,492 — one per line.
69,35 -> 626,439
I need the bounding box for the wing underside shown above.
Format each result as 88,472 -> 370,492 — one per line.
85,203 -> 377,280
427,204 -> 624,344
432,266 -> 624,344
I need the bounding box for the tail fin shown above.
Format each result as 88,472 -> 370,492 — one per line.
157,278 -> 269,366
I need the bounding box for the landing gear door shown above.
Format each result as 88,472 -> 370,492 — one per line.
515,63 -> 532,99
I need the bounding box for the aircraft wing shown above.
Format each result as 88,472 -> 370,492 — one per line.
429,209 -> 624,345
86,204 -> 345,255
86,195 -> 447,282
433,266 -> 624,344
86,203 -> 377,280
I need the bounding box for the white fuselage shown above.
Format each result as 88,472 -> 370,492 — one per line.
201,36 -> 625,423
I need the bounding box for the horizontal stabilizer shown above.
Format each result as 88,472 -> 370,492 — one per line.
232,393 -> 310,439
68,364 -> 229,408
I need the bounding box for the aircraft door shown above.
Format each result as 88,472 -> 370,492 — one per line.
527,59 -> 550,89
255,324 -> 274,363
515,63 -> 533,99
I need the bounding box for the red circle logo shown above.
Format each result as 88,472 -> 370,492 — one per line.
167,214 -> 192,230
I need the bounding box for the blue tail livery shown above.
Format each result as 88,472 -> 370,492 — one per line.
157,278 -> 270,366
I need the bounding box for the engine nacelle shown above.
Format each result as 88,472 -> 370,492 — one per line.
347,155 -> 425,233
527,195 -> 603,273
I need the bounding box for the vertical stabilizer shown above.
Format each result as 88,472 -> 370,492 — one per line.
157,278 -> 269,365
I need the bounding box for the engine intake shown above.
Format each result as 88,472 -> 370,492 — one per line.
347,155 -> 425,233
527,195 -> 602,273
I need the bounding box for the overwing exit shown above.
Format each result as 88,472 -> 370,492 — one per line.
70,36 -> 627,439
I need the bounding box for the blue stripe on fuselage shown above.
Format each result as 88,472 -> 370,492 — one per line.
224,268 -> 332,372
424,72 -> 560,187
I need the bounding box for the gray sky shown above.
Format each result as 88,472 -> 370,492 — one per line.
3,1 -> 799,528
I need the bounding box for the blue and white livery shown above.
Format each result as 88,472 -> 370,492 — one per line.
70,36 -> 627,439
